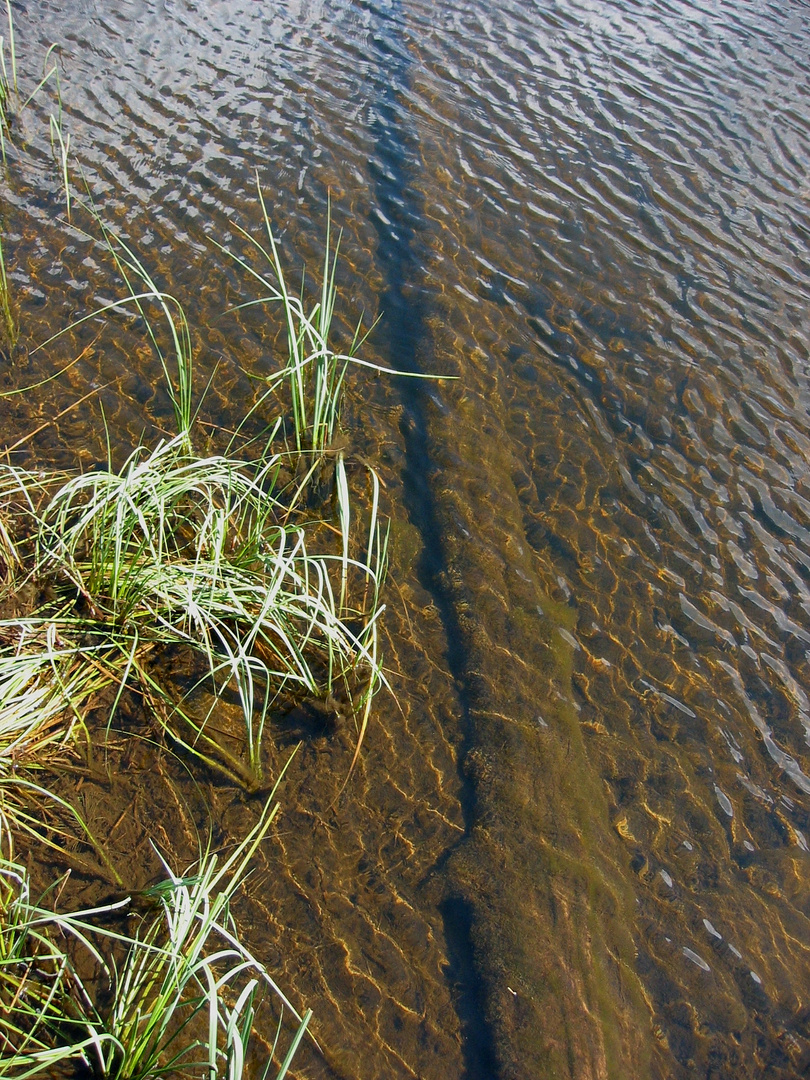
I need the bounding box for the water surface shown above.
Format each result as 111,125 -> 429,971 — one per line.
7,0 -> 810,1076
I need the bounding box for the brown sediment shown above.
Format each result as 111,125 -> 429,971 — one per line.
422,387 -> 656,1079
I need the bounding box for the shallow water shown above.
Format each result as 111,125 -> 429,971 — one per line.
7,0 -> 810,1076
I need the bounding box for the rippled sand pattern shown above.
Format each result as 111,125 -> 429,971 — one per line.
7,0 -> 810,1076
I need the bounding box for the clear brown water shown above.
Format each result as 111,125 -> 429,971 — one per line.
7,0 -> 810,1076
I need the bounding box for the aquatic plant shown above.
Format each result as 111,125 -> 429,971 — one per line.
0,0 -> 61,163
0,10 -> 420,1076
20,421 -> 388,791
0,814 -> 129,1078
0,202 -> 378,1072
0,0 -> 19,159
0,236 -> 16,350
0,770 -> 311,1080
0,150 -> 389,794
219,191 -> 357,460
0,0 -> 64,351
215,183 -> 430,470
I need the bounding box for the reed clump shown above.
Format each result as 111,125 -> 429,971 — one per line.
0,182 -> 390,798
0,771 -> 312,1080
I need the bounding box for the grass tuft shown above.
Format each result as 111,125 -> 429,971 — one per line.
0,761 -> 311,1079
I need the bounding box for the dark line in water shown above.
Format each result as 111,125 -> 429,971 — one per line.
362,5 -> 497,1077
365,7 -> 476,837
439,897 -> 500,1080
